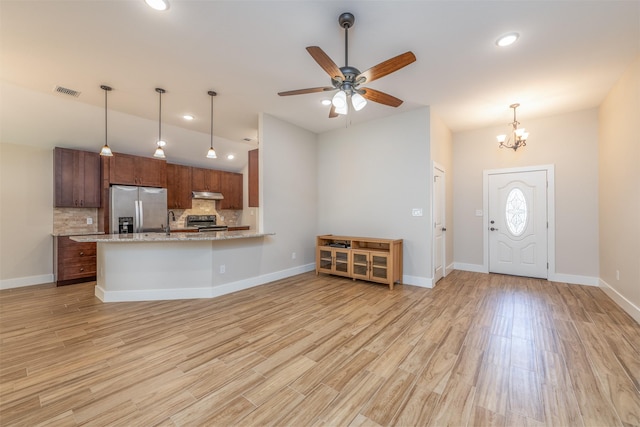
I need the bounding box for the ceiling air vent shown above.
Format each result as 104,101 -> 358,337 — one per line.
53,85 -> 81,97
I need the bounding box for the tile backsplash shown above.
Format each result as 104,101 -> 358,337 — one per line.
169,199 -> 241,228
53,208 -> 99,235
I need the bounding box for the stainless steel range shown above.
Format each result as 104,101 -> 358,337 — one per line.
185,215 -> 228,232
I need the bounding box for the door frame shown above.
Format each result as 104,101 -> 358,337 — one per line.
432,161 -> 447,282
482,164 -> 555,278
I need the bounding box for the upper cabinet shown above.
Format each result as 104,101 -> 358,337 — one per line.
167,163 -> 192,209
54,147 -> 101,208
219,171 -> 243,210
248,149 -> 259,207
191,167 -> 221,192
109,153 -> 167,188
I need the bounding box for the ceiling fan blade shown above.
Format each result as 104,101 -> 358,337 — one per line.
361,88 -> 404,107
357,51 -> 416,84
278,87 -> 335,96
306,46 -> 345,80
329,105 -> 338,118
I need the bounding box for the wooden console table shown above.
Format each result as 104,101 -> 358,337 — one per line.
316,235 -> 403,290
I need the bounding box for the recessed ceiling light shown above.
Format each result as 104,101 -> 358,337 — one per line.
144,0 -> 169,11
227,154 -> 235,160
496,32 -> 519,47
183,114 -> 194,121
321,99 -> 332,106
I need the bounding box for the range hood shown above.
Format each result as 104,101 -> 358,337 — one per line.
192,191 -> 224,200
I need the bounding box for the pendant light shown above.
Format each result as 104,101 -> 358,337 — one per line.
206,90 -> 218,159
99,85 -> 113,156
153,87 -> 166,159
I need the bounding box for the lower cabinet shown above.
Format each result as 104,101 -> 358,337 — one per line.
54,236 -> 97,286
316,235 -> 403,290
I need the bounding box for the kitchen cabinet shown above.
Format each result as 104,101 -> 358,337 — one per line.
54,147 -> 101,208
191,167 -> 221,192
54,236 -> 97,286
167,163 -> 192,209
109,153 -> 167,188
316,235 -> 403,290
219,171 -> 243,210
248,149 -> 259,207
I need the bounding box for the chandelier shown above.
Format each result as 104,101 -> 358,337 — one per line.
497,103 -> 529,151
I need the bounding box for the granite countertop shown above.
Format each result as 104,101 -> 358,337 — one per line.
70,230 -> 274,243
52,231 -> 106,237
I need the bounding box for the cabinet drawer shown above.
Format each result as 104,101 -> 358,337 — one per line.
57,256 -> 97,280
58,244 -> 97,259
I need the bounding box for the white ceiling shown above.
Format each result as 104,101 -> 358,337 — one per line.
1,0 -> 639,166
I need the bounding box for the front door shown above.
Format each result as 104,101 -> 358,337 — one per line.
488,170 -> 548,278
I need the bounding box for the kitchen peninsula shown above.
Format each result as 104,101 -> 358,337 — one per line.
72,230 -> 274,302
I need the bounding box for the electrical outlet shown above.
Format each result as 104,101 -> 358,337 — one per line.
616,270 -> 620,280
412,208 -> 423,217
86,217 -> 93,225
291,252 -> 296,260
220,265 -> 226,274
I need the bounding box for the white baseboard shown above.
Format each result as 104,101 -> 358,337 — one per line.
453,262 -> 486,273
403,275 -> 433,288
0,274 -> 54,290
549,273 -> 599,287
445,263 -> 455,276
96,263 -> 316,302
599,278 -> 640,324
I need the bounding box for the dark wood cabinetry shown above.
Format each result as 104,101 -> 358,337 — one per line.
54,236 -> 97,286
219,171 -> 243,210
248,149 -> 259,207
167,164 -> 192,209
109,153 -> 167,188
191,167 -> 221,192
54,147 -> 101,208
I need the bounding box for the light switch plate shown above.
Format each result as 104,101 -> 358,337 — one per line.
412,208 -> 423,217
475,209 -> 483,217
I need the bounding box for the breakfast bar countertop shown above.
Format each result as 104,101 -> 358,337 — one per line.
70,230 -> 274,243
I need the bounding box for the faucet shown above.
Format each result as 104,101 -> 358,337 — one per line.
166,210 -> 176,235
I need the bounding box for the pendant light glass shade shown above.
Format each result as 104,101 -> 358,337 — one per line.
153,88 -> 167,158
206,90 -> 218,159
100,85 -> 113,156
351,92 -> 367,111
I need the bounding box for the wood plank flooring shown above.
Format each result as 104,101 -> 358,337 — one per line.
1,270 -> 639,426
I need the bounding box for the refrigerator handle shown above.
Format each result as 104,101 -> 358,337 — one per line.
139,201 -> 144,232
134,200 -> 140,233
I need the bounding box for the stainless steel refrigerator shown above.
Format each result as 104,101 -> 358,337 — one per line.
110,185 -> 168,234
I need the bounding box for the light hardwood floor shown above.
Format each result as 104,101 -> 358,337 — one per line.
1,271 -> 639,426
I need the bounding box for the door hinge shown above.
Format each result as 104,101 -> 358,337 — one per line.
547,262 -> 549,269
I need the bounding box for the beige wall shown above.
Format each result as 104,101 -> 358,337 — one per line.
430,110 -> 454,274
453,108 -> 600,283
598,56 -> 640,321
317,107 -> 433,286
0,143 -> 54,287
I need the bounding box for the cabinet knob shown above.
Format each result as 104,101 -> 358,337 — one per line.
79,251 -> 84,256
80,268 -> 84,272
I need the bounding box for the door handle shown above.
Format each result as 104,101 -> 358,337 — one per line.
442,227 -> 447,231
490,227 -> 498,231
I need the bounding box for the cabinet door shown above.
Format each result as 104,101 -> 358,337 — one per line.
109,153 -> 137,185
369,253 -> 390,283
54,147 -> 76,207
351,251 -> 370,281
333,249 -> 351,277
192,167 -> 220,192
248,149 -> 259,207
317,248 -> 334,274
167,164 -> 192,209
80,151 -> 101,207
219,172 -> 243,210
136,156 -> 167,188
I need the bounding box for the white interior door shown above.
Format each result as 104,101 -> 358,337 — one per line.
488,170 -> 547,278
433,165 -> 445,283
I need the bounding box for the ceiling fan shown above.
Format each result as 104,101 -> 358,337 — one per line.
278,12 -> 416,118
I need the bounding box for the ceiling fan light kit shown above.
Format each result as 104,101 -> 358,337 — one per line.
497,103 -> 529,151
278,12 -> 416,118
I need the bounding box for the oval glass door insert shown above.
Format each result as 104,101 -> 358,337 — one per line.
505,188 -> 527,236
